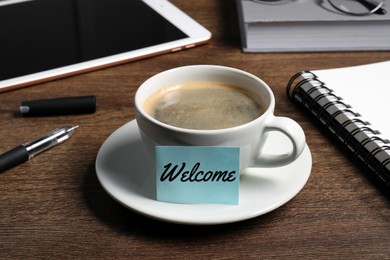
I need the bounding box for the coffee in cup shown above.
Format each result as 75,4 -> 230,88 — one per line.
142,81 -> 266,130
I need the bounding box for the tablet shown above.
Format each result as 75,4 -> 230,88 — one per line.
0,0 -> 211,92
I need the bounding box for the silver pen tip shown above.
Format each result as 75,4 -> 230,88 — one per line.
69,125 -> 79,131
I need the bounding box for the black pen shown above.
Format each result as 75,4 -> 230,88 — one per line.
20,96 -> 96,116
0,126 -> 78,173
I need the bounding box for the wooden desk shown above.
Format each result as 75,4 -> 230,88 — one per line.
0,1 -> 389,258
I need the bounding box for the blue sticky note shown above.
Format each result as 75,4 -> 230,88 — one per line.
155,146 -> 240,205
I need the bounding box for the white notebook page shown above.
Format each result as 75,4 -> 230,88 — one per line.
313,61 -> 390,140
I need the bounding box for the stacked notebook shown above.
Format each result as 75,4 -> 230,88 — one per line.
287,61 -> 390,194
236,0 -> 390,52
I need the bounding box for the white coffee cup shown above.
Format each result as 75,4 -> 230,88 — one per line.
135,65 -> 306,172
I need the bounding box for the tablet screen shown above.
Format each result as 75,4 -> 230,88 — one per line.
0,0 -> 189,81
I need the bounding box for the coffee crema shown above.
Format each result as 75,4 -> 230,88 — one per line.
143,82 -> 266,130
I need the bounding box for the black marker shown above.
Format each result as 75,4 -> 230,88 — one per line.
0,126 -> 78,173
20,96 -> 96,116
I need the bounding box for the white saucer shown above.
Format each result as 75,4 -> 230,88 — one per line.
95,120 -> 312,225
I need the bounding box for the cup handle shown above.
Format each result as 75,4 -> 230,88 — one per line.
252,116 -> 306,167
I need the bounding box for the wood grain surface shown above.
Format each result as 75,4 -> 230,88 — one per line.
0,0 -> 389,258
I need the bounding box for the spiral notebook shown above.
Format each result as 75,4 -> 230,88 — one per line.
287,61 -> 390,193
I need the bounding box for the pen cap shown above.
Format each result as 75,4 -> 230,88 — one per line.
20,96 -> 96,116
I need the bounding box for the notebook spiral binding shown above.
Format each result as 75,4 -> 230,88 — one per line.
287,71 -> 390,189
